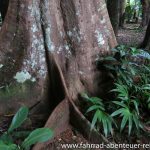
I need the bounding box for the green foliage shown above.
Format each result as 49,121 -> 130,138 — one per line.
84,45 -> 150,137
0,106 -> 53,150
8,107 -> 29,133
22,128 -> 53,150
104,45 -> 149,134
82,93 -> 115,137
0,140 -> 17,150
111,102 -> 141,136
111,85 -> 142,136
100,45 -> 150,108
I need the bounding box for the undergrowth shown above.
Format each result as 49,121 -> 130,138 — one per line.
82,45 -> 150,138
0,106 -> 53,150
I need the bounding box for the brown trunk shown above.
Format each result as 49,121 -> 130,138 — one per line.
139,20 -> 150,51
107,0 -> 120,35
0,0 -> 9,21
119,0 -> 126,27
141,0 -> 150,27
0,0 -> 117,148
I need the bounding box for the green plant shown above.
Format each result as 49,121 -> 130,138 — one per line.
111,101 -> 142,136
80,45 -> 150,138
110,82 -> 143,136
98,45 -> 150,108
82,93 -> 115,137
0,106 -> 53,150
97,45 -> 150,136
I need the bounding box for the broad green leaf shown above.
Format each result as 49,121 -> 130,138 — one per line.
103,56 -> 117,61
89,97 -> 104,106
121,108 -> 130,116
91,110 -> 99,130
112,101 -> 127,108
111,108 -> 125,117
0,141 -> 17,150
102,119 -> 108,137
106,118 -> 113,135
128,115 -> 133,136
22,128 -> 53,149
97,110 -> 103,122
111,83 -> 128,99
130,66 -> 136,76
81,94 -> 104,106
86,105 -> 104,113
120,116 -> 128,132
142,84 -> 150,90
0,133 -> 13,145
133,113 -> 139,130
8,106 -> 29,133
132,100 -> 139,115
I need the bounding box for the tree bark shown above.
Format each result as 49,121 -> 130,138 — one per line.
119,0 -> 126,27
141,0 -> 150,28
0,0 -> 117,148
0,0 -> 9,22
139,20 -> 150,51
107,0 -> 120,35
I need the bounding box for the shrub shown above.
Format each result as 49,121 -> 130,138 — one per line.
84,45 -> 150,137
0,106 -> 53,150
82,93 -> 116,137
98,45 -> 150,110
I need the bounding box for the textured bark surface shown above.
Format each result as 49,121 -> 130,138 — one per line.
0,0 -> 117,148
141,0 -> 150,27
0,0 -> 117,114
119,0 -> 126,27
140,20 -> 150,51
107,0 -> 120,35
0,0 -> 9,21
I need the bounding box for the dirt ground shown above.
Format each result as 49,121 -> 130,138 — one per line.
117,23 -> 146,47
45,128 -> 102,150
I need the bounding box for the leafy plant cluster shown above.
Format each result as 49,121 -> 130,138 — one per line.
105,45 -> 150,110
81,93 -> 116,137
0,106 -> 53,150
82,45 -> 150,137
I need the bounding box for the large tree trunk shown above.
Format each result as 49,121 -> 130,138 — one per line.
107,0 -> 120,35
141,0 -> 150,28
0,0 -> 9,22
0,0 -> 117,148
139,20 -> 150,51
119,0 -> 126,27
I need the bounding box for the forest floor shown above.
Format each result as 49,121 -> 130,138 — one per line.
45,127 -> 97,150
117,23 -> 146,47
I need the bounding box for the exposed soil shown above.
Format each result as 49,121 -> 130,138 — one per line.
0,116 -> 12,135
117,23 -> 146,47
44,127 -> 150,150
45,128 -> 101,150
